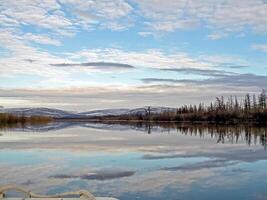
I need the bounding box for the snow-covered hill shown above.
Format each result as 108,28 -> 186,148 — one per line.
0,107 -> 80,118
79,107 -> 176,117
0,106 -> 176,118
79,108 -> 130,117
125,107 -> 176,115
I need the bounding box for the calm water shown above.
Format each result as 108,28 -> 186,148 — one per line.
1,122 -> 267,200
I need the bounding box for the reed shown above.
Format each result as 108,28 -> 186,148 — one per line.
0,113 -> 53,126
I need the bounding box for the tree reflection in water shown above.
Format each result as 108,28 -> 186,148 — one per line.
99,121 -> 267,149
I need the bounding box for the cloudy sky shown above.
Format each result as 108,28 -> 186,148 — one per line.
0,0 -> 267,111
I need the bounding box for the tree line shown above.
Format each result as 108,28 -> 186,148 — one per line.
98,90 -> 267,123
173,89 -> 267,123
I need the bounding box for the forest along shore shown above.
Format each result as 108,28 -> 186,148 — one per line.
1,90 -> 267,126
94,90 -> 267,124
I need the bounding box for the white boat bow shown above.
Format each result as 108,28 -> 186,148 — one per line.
0,185 -> 118,200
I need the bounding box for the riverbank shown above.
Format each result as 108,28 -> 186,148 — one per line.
0,113 -> 53,128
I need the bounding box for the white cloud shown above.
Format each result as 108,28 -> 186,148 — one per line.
136,0 -> 267,37
23,33 -> 61,46
1,0 -> 266,39
138,31 -> 153,37
207,32 -> 229,40
0,0 -> 72,32
59,0 -> 134,31
252,43 -> 267,52
0,28 -> 69,80
0,0 -> 134,35
66,48 -> 224,70
0,24 -> 248,90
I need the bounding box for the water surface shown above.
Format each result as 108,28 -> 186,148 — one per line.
1,122 -> 267,200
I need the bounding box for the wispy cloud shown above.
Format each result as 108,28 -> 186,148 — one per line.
65,48 -> 243,70
62,0 -> 134,31
23,33 -> 61,46
1,0 -> 267,39
0,1 -> 72,34
136,0 -> 267,37
141,73 -> 267,90
161,68 -> 236,77
0,0 -> 133,35
51,62 -> 135,69
252,43 -> 267,52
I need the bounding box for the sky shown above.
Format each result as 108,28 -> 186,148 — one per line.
0,0 -> 267,111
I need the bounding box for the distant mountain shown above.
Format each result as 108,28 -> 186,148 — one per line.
125,107 -> 177,115
0,106 -> 176,119
79,108 -> 130,117
79,107 -> 176,117
0,107 -> 80,119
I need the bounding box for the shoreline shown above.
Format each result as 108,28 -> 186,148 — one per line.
54,118 -> 267,125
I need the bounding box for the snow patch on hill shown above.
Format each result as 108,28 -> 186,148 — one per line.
0,106 -> 177,118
